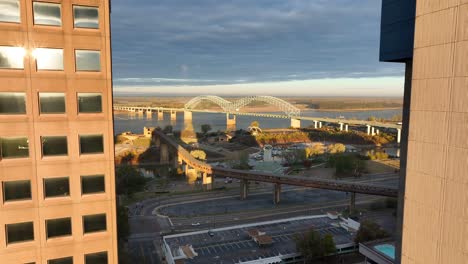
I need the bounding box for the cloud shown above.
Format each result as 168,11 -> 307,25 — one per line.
110,0 -> 404,96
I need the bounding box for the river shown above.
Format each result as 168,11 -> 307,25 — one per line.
113,109 -> 402,135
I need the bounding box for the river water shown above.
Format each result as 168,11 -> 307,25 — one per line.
113,109 -> 402,135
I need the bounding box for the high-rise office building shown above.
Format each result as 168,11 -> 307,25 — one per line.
0,1 -> 117,263
381,0 -> 468,263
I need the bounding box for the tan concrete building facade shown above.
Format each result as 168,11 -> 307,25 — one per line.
401,0 -> 468,263
0,1 -> 117,263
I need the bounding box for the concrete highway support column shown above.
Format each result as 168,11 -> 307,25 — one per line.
397,128 -> 401,144
376,129 -> 380,135
240,179 -> 248,200
202,172 -> 212,191
339,123 -> 344,131
290,118 -> 301,129
184,111 -> 192,121
371,127 -> 375,136
226,113 -> 236,126
273,183 -> 281,205
313,120 -> 318,129
157,110 -> 164,120
319,122 -> 322,128
146,110 -> 152,118
366,125 -> 371,135
160,143 -> 169,164
170,110 -> 177,121
345,124 -> 349,132
349,192 -> 356,213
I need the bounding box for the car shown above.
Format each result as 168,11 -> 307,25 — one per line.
191,222 -> 201,226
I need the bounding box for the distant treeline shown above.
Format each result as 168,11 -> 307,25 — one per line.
297,101 -> 402,110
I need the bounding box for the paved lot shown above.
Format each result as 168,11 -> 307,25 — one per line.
164,216 -> 355,264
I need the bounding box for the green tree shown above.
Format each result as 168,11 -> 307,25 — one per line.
190,149 -> 207,161
201,124 -> 212,134
355,220 -> 390,244
115,165 -> 148,197
162,125 -> 173,134
296,228 -> 337,262
327,143 -> 346,154
250,121 -> 260,128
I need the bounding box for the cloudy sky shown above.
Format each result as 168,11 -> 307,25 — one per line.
111,0 -> 404,96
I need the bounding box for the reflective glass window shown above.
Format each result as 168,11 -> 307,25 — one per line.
77,93 -> 102,113
0,46 -> 25,69
79,135 -> 103,154
44,177 -> 69,198
33,2 -> 61,26
73,5 -> 98,29
85,252 -> 107,264
0,92 -> 26,114
83,214 -> 106,234
34,48 -> 63,70
0,0 -> 20,23
41,136 -> 67,156
48,257 -> 73,264
75,50 -> 100,71
46,217 -> 71,238
6,222 -> 34,244
3,180 -> 31,202
39,93 -> 65,114
81,175 -> 105,195
0,137 -> 29,158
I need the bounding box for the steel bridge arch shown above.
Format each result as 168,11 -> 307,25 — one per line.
184,95 -> 301,117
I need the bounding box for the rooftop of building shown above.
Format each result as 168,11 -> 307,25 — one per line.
359,239 -> 396,264
163,215 -> 356,264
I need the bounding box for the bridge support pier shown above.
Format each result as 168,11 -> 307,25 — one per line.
158,110 -> 164,120
160,143 -> 169,164
313,120 -> 318,129
202,172 -> 212,191
273,183 -> 281,205
240,179 -> 248,200
349,192 -> 356,213
339,123 -> 344,131
345,124 -> 349,132
170,110 -> 177,121
397,128 -> 401,144
184,111 -> 192,121
319,122 -> 322,128
366,125 -> 371,135
376,129 -> 380,135
290,118 -> 301,129
146,110 -> 152,119
371,127 -> 375,136
226,113 -> 236,126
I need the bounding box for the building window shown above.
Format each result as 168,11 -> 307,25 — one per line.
39,93 -> 66,114
0,137 -> 29,159
75,50 -> 100,71
43,177 -> 69,198
77,93 -> 102,113
41,136 -> 67,156
33,48 -> 63,71
48,257 -> 73,264
0,92 -> 26,114
83,214 -> 106,234
3,180 -> 31,202
73,5 -> 98,29
85,252 -> 107,264
0,46 -> 25,69
0,0 -> 20,23
5,222 -> 34,244
46,217 -> 71,239
81,175 -> 105,195
33,2 -> 61,26
79,135 -> 103,154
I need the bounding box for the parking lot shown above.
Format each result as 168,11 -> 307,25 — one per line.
163,216 -> 355,264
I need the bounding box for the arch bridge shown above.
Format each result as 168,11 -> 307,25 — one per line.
184,95 -> 301,118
